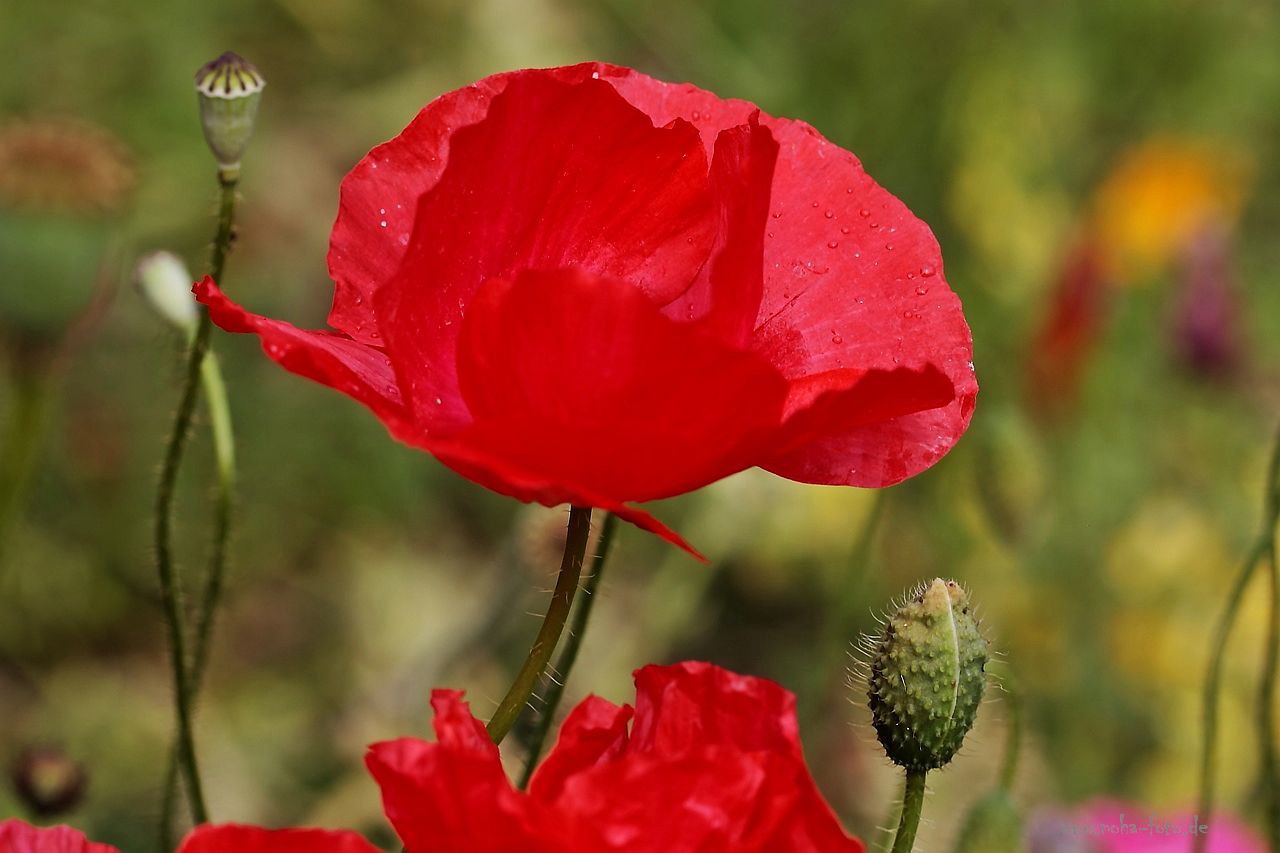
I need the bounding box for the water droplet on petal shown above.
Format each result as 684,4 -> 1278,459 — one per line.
859,208 -> 870,217
840,226 -> 850,234
869,222 -> 879,229
831,331 -> 843,344
885,243 -> 895,251
380,220 -> 387,228
772,211 -> 783,219
435,396 -> 443,405
811,201 -> 820,208
916,286 -> 928,296
827,241 -> 838,249
824,210 -> 835,219
920,265 -> 936,277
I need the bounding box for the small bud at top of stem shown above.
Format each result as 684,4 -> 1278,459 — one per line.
866,578 -> 988,772
194,52 -> 264,177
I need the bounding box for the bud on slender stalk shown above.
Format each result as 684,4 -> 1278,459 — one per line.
868,578 -> 988,771
195,52 -> 264,178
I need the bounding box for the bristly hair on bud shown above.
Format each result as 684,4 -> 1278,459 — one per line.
865,578 -> 988,772
195,52 -> 264,176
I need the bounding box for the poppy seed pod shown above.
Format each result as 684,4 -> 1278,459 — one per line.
866,578 -> 987,771
195,52 -> 264,175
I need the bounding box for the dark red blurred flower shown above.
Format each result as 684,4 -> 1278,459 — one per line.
196,62 -> 975,554
1026,233 -> 1110,419
366,661 -> 862,852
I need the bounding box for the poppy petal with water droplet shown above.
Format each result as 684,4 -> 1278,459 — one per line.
196,63 -> 974,552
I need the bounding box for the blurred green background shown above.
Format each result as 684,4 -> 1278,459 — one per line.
3,0 -> 1280,849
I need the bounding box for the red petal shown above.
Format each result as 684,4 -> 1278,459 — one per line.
374,73 -> 717,430
176,825 -> 379,853
527,663 -> 862,852
450,269 -> 788,505
365,691 -> 562,852
0,820 -> 118,853
660,118 -> 778,348
627,661 -> 802,757
194,277 -> 420,441
599,65 -> 977,486
527,695 -> 632,803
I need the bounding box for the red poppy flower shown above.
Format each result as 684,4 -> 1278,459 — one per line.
366,660 -> 862,852
196,62 -> 975,554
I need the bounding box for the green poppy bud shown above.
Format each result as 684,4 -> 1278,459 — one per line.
195,52 -> 264,176
866,578 -> 988,771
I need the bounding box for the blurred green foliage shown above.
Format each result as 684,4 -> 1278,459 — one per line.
2,0 -> 1280,850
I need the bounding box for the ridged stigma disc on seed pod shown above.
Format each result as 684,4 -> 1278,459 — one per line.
867,578 -> 987,771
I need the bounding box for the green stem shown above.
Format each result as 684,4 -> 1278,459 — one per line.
487,506 -> 592,745
153,172 -> 239,828
1194,423 -> 1280,853
159,351 -> 237,848
889,769 -> 928,853
518,512 -> 618,788
0,361 -> 53,569
190,350 -> 236,689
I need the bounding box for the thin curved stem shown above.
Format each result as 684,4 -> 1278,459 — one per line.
518,512 -> 618,788
153,172 -> 239,828
1194,423 -> 1280,853
487,506 -> 592,745
889,769 -> 927,853
159,351 -> 237,846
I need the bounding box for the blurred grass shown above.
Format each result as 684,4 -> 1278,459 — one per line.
3,0 -> 1280,849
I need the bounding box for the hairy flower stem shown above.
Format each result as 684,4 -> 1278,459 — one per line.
518,512 -> 618,788
889,770 -> 927,853
487,505 -> 592,745
1194,423 -> 1280,853
159,351 -> 236,846
153,171 -> 239,828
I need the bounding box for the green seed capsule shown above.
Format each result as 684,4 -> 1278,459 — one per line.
195,52 -> 264,175
866,578 -> 988,771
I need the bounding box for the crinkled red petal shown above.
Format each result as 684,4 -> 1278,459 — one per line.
593,63 -> 976,487
364,691 -> 564,853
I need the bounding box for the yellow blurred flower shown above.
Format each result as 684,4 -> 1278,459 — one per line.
1090,137 -> 1246,281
